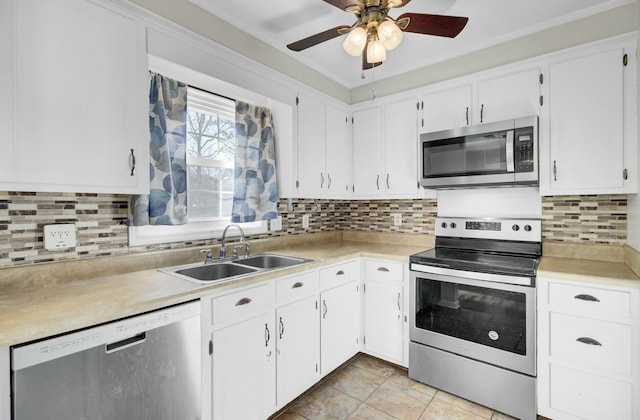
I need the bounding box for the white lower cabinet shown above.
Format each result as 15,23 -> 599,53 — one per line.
537,276 -> 640,420
208,282 -> 277,420
275,271 -> 320,408
362,259 -> 406,365
319,260 -> 361,376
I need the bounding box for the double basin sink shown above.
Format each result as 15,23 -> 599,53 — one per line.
160,253 -> 312,284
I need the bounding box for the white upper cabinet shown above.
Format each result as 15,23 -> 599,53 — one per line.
542,38 -> 637,195
2,0 -> 149,194
324,104 -> 352,197
0,1 -> 15,184
296,94 -> 351,198
420,68 -> 540,134
352,106 -> 384,197
476,68 -> 541,124
421,84 -> 472,133
353,98 -> 421,198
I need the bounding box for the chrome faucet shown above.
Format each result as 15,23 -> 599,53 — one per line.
200,249 -> 214,264
220,224 -> 250,259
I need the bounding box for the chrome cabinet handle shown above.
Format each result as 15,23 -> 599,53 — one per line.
376,174 -> 380,190
327,173 -> 332,189
465,107 -> 469,125
574,294 -> 600,302
377,267 -> 390,272
480,104 -> 484,123
553,160 -> 557,181
128,149 -> 136,176
386,173 -> 390,189
320,172 -> 324,188
279,317 -> 284,339
322,300 -> 328,319
397,292 -> 401,310
265,323 -> 270,347
576,337 -> 602,346
235,297 -> 252,306
292,281 -> 304,289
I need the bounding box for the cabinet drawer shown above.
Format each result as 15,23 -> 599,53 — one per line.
211,282 -> 274,325
547,282 -> 631,319
549,312 -> 632,374
319,260 -> 360,290
277,271 -> 318,305
548,363 -> 632,420
363,259 -> 403,282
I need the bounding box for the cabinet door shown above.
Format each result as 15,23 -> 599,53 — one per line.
12,0 -> 148,194
297,93 -> 326,198
276,295 -> 320,407
325,104 -> 351,197
0,1 -> 14,184
352,107 -> 384,197
421,84 -> 472,133
364,280 -> 403,362
477,68 -> 540,124
212,312 -> 276,420
320,282 -> 360,376
384,98 -> 420,196
548,48 -> 627,193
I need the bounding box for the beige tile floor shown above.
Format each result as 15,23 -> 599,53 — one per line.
273,353 -> 517,420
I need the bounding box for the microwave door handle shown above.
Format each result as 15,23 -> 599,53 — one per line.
506,130 -> 515,172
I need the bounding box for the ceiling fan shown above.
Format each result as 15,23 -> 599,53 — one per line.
287,0 -> 468,69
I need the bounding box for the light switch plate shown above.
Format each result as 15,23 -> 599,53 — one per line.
44,224 -> 77,250
392,213 -> 402,226
270,216 -> 283,231
302,214 -> 310,229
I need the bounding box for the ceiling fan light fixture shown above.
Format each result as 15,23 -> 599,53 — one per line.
367,39 -> 386,63
386,0 -> 402,8
343,26 -> 367,56
378,20 -> 403,50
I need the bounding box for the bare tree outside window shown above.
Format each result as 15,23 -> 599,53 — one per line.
186,88 -> 236,220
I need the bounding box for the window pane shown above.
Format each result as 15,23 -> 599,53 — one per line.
186,88 -> 236,221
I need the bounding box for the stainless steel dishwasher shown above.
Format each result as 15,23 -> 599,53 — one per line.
11,300 -> 202,420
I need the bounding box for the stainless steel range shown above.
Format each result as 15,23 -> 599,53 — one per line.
409,216 -> 541,420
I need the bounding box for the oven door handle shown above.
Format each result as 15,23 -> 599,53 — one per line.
410,263 -> 534,287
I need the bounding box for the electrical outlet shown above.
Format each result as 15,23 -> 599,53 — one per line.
392,213 -> 402,226
270,216 -> 283,231
44,223 -> 77,250
302,214 -> 310,229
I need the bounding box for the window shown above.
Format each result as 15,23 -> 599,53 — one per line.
186,88 -> 235,220
129,85 -> 267,247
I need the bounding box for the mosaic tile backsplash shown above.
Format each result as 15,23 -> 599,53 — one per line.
0,191 -> 628,267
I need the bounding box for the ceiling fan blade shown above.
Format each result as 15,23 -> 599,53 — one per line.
322,0 -> 364,13
390,0 -> 412,8
287,25 -> 351,51
397,13 -> 468,38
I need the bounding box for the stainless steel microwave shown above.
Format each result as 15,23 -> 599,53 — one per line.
420,116 -> 538,189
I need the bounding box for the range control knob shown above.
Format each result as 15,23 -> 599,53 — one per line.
450,222 -> 457,229
524,225 -> 533,232
441,222 -> 447,228
512,224 -> 520,231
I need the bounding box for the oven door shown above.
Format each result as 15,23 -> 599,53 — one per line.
410,268 -> 535,376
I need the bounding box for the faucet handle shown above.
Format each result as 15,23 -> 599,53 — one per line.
200,249 -> 214,264
244,242 -> 250,257
231,244 -> 241,258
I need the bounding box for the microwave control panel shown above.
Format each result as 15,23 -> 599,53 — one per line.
514,126 -> 535,173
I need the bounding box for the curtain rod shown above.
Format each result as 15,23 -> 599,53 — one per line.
188,84 -> 235,103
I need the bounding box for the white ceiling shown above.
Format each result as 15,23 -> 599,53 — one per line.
190,0 -> 630,89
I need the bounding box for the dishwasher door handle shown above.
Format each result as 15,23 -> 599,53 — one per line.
105,332 -> 147,353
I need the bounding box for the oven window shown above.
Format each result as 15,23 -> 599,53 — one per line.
415,277 -> 526,355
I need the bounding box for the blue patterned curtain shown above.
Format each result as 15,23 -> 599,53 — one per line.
232,101 -> 278,222
129,72 -> 188,226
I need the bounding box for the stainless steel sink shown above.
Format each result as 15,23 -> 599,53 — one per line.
159,253 -> 311,284
234,254 -> 308,269
175,262 -> 258,281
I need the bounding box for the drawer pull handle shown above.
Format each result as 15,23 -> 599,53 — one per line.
291,282 -> 304,289
574,294 -> 600,302
235,297 -> 252,306
377,267 -> 390,272
576,337 -> 602,346
336,270 -> 345,276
